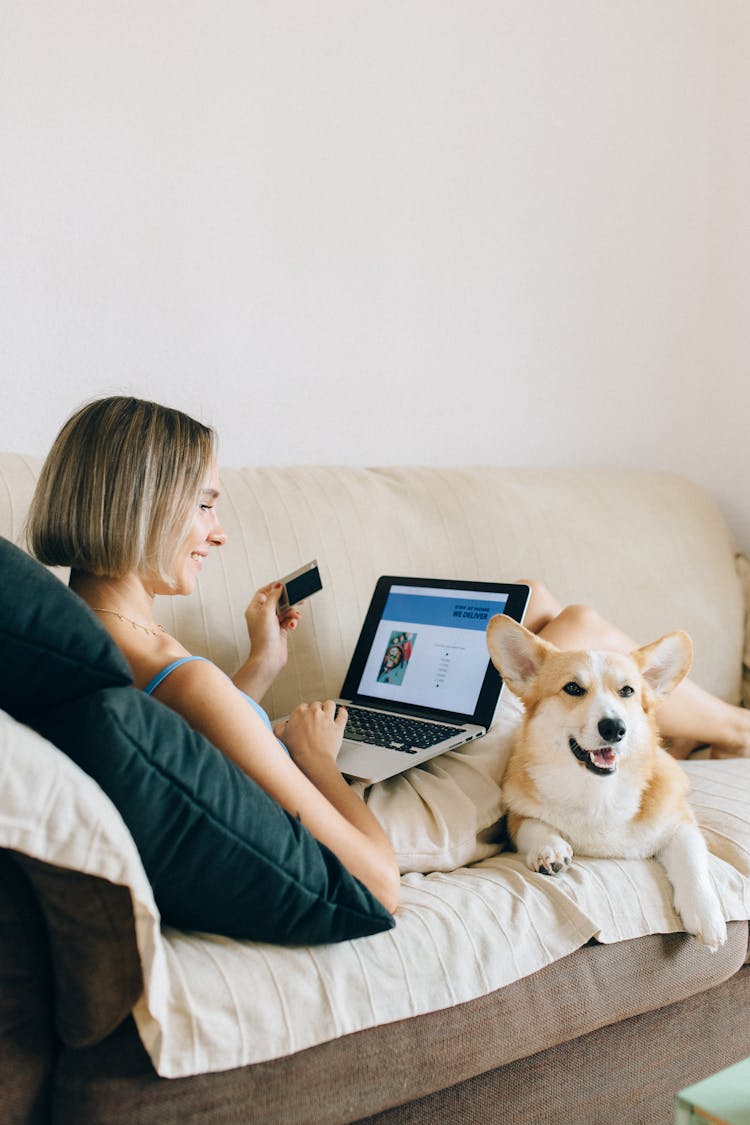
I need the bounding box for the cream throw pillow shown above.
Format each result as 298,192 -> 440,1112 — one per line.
0,709 -> 158,904
352,693 -> 523,874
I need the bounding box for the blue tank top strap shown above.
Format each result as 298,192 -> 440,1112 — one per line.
239,692 -> 275,733
142,655 -> 211,696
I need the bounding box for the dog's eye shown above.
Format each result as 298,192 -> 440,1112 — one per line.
618,685 -> 635,698
563,682 -> 586,697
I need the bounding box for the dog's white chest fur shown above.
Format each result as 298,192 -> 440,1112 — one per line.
519,757 -> 661,858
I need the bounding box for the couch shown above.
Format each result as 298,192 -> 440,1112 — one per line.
1,452 -> 749,1125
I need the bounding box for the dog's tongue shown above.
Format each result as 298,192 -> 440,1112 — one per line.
591,747 -> 617,768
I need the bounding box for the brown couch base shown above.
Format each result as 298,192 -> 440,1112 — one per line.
50,965 -> 750,1125
360,963 -> 750,1125
0,853 -> 55,1125
49,931 -> 749,1125
5,847 -> 747,1125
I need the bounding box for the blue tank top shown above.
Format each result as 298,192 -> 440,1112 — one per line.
142,655 -> 281,742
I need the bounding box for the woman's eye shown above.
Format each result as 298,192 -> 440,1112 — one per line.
563,682 -> 585,697
619,685 -> 635,698
200,504 -> 214,512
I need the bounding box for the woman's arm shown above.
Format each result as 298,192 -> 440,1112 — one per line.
273,700 -> 397,888
151,659 -> 400,914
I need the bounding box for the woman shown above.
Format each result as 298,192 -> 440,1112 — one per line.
27,399 -> 749,896
26,396 -> 401,914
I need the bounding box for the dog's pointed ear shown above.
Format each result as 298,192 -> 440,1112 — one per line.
632,630 -> 693,699
486,615 -> 555,700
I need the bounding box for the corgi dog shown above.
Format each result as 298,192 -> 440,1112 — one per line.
486,615 -> 726,951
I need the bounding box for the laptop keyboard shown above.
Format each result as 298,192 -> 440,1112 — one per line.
341,706 -> 465,754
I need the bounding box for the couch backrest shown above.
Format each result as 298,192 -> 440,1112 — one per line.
1,454 -> 744,718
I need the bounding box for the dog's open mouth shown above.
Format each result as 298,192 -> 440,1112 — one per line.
569,737 -> 618,776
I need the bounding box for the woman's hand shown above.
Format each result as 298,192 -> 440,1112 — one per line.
233,581 -> 302,700
245,581 -> 301,669
274,700 -> 347,772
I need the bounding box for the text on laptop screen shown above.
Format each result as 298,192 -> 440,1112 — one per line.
355,585 -> 509,715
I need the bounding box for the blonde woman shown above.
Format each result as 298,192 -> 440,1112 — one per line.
27,396 -> 400,915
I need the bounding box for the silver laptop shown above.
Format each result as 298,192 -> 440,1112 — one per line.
335,576 -> 530,783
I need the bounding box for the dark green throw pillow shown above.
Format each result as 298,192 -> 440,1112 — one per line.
0,537 -> 394,943
0,537 -> 131,711
33,688 -> 393,943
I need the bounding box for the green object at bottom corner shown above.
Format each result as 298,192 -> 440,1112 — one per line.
675,1058 -> 750,1125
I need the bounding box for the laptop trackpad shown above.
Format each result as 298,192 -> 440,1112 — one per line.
337,741 -> 424,784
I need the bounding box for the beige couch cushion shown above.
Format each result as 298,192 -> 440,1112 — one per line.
1,455 -> 742,709
153,465 -> 744,716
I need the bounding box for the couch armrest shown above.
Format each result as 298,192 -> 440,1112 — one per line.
11,854 -> 143,1050
737,553 -> 750,710
0,850 -> 55,1125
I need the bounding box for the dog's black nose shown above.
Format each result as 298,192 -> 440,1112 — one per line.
598,716 -> 626,744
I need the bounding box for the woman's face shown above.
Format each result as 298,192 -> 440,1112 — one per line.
166,459 -> 226,596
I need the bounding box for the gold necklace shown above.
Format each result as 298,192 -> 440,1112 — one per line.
92,608 -> 165,638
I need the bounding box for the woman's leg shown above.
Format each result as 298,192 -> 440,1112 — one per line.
519,580 -> 750,759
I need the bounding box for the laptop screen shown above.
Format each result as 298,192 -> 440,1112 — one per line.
353,583 -> 510,717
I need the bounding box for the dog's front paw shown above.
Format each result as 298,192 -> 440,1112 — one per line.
527,838 -> 573,877
674,892 -> 727,953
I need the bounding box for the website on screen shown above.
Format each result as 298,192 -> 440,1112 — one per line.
356,586 -> 508,714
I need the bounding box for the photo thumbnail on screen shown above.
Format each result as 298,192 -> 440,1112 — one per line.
376,631 -> 417,686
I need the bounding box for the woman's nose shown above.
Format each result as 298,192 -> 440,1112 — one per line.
209,524 -> 227,547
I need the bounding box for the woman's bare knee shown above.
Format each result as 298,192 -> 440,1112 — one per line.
540,603 -> 627,653
556,603 -> 603,631
517,579 -> 563,634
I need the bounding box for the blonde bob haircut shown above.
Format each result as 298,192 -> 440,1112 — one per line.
27,396 -> 216,584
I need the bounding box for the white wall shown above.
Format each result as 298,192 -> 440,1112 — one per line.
1,1 -> 748,550
703,0 -> 750,554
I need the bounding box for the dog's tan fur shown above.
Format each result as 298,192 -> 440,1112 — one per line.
487,616 -> 726,950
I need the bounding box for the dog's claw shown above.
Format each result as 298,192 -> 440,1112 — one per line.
693,919 -> 727,953
528,840 -> 573,877
673,891 -> 727,952
691,915 -> 726,953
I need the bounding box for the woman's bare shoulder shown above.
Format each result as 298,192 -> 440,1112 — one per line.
103,626 -> 191,691
143,648 -> 239,709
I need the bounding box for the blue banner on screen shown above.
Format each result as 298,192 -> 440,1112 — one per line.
356,586 -> 508,715
382,592 -> 507,632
